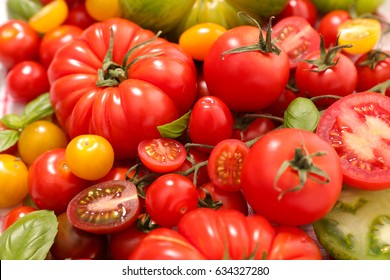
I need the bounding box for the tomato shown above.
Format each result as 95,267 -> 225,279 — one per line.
187,96 -> 234,150
311,0 -> 384,15
6,61 -> 50,103
317,10 -> 350,48
39,24 -> 83,68
29,0 -> 69,34
179,23 -> 227,61
109,223 -> 147,259
137,138 -> 186,173
67,180 -> 141,234
263,88 -> 299,118
65,134 -> 114,181
316,91 -> 390,190
28,148 -> 89,213
18,120 -> 68,166
94,166 -> 130,183
1,206 -> 36,232
85,0 -> 121,21
272,16 -> 321,69
338,18 -> 382,55
241,128 -> 343,226
207,139 -> 249,192
50,212 -> 108,260
0,154 -> 29,208
0,20 -> 40,70
204,24 -> 290,112
276,0 -> 318,27
48,18 -> 197,160
145,173 -> 198,228
64,2 -> 97,29
233,117 -> 276,142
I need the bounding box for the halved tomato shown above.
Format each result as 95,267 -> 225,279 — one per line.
272,16 -> 321,68
67,180 -> 140,234
316,91 -> 390,190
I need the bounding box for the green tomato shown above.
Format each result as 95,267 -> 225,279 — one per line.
311,0 -> 384,15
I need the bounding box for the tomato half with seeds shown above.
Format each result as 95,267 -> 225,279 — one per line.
316,91 -> 390,190
137,138 -> 186,173
67,180 -> 140,234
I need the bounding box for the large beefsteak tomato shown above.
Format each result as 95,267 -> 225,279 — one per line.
48,18 -> 197,159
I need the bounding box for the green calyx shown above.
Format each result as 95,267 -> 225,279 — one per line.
358,49 -> 390,69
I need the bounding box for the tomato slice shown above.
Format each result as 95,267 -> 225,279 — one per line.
137,138 -> 186,173
316,91 -> 390,190
67,180 -> 140,234
272,16 -> 320,69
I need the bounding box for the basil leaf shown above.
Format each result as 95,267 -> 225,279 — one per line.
6,0 -> 42,21
23,92 -> 54,123
157,110 -> 191,138
1,114 -> 24,129
0,130 -> 19,152
284,97 -> 320,132
0,210 -> 58,260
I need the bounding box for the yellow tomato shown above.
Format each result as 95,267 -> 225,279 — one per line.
338,18 -> 381,55
29,0 -> 69,34
85,0 -> 121,21
0,154 -> 29,208
179,22 -> 227,61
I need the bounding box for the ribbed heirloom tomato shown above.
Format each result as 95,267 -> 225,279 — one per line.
48,18 -> 197,159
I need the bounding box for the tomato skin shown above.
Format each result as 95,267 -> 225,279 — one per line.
64,2 -> 97,30
317,10 -> 350,48
233,117 -> 276,142
241,128 -> 343,226
109,224 -> 147,260
0,20 -> 40,70
204,25 -> 290,112
1,206 -> 36,232
276,0 -> 318,27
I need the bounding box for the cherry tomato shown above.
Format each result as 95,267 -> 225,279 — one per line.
85,0 -> 121,21
276,0 -> 318,27
179,22 -> 227,61
64,2 -> 97,30
145,173 -> 198,228
263,88 -> 299,118
67,180 -> 141,234
29,0 -> 69,34
18,120 -> 68,166
317,10 -> 350,48
0,154 -> 29,208
0,20 -> 40,70
65,134 -> 115,181
137,138 -> 186,173
6,61 -> 50,103
1,206 -> 36,232
109,223 -> 147,259
233,117 -> 276,142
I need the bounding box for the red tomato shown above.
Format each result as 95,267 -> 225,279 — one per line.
0,20 -> 40,70
276,0 -> 318,27
48,18 -> 197,160
145,173 -> 198,228
272,16 -> 321,69
316,91 -> 390,190
204,25 -> 290,112
207,139 -> 249,192
64,2 -> 97,30
138,138 -> 186,173
263,88 -> 299,118
6,61 -> 50,103
233,117 -> 276,142
317,10 -> 350,48
28,148 -> 89,214
1,206 -> 36,232
241,128 -> 343,226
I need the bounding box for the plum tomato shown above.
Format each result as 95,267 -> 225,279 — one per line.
137,138 -> 186,173
65,134 -> 115,181
1,206 -> 36,232
67,180 -> 141,234
316,91 -> 390,190
207,139 -> 249,192
317,10 -> 350,48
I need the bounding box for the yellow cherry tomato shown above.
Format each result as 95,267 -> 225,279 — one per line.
179,22 -> 227,61
85,0 -> 121,21
338,18 -> 381,55
65,134 -> 115,181
29,0 -> 69,34
0,154 -> 29,208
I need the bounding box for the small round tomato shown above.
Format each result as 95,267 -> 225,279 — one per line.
0,154 -> 29,208
6,61 -> 50,103
145,173 -> 198,228
85,0 -> 121,21
67,180 -> 141,234
1,206 -> 36,232
338,18 -> 381,55
179,22 -> 227,61
18,120 -> 68,166
138,138 -> 186,173
207,139 -> 249,192
276,0 -> 318,27
0,20 -> 40,70
233,117 -> 276,142
65,134 -> 114,181
29,0 -> 69,34
317,10 -> 350,48
64,2 -> 96,30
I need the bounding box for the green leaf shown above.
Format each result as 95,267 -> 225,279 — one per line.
284,97 -> 320,132
0,210 -> 58,260
6,0 -> 42,21
157,110 -> 191,138
0,130 -> 19,152
1,114 -> 24,129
